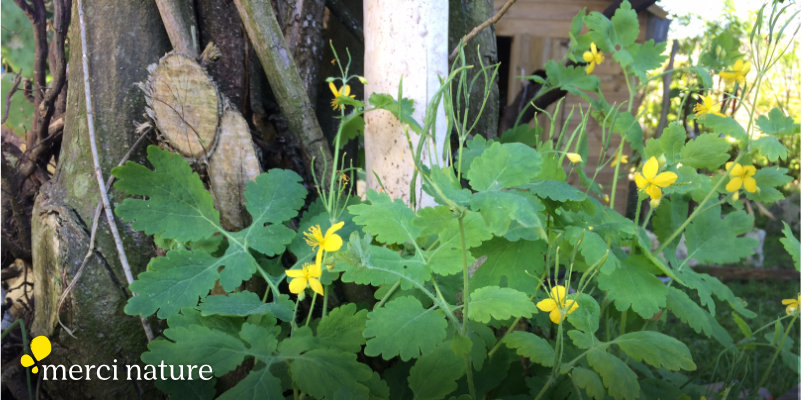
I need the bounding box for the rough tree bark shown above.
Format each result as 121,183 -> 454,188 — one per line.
29,1 -> 170,398
363,0 -> 449,207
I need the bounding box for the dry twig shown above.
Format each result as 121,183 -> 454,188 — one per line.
76,0 -> 154,342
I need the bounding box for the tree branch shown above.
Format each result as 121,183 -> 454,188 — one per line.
154,0 -> 199,57
449,0 -> 517,61
234,0 -> 333,183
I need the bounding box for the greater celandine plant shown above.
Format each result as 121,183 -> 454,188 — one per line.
110,1 -> 800,398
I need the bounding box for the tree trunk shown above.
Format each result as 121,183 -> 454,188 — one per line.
363,0 -> 449,207
30,1 -> 169,398
449,0 -> 499,139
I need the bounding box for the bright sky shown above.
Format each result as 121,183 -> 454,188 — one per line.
659,0 -> 765,39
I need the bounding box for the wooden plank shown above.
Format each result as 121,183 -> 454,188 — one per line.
693,266 -> 801,282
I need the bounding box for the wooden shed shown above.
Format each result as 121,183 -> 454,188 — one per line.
495,0 -> 669,213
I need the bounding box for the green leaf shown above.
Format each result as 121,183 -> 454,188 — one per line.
338,112 -> 364,147
217,364 -> 283,400
500,124 -> 540,147
544,60 -> 600,95
469,191 -> 544,238
468,286 -> 537,324
414,208 -> 488,276
368,93 -> 423,133
408,345 -> 465,400
423,166 -> 472,206
753,136 -> 788,161
567,330 -> 596,349
748,167 -> 792,203
1,73 -> 33,136
614,331 -> 696,371
466,142 -> 542,191
350,190 -> 420,244
586,348 -> 640,400
125,248 -> 221,318
239,321 -> 279,361
652,197 -> 688,257
143,325 -> 248,377
503,331 -> 554,367
673,267 -> 754,318
565,227 -> 620,273
289,348 -> 374,399
316,304 -> 368,353
336,232 -> 429,290
364,296 -> 448,361
610,1 -> 638,47
0,2 -> 35,77
699,115 -> 747,141
198,292 -> 292,321
780,222 -> 800,270
597,256 -> 666,319
238,169 -> 306,256
113,146 -> 220,242
680,134 -> 731,170
625,40 -> 667,81
644,122 -> 686,164
666,286 -> 733,347
523,180 -> 587,202
684,205 -> 756,264
568,293 -> 601,334
469,238 -> 545,296
757,108 -> 799,136
571,367 -> 605,400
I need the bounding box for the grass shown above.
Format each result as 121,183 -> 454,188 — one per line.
660,276 -> 800,397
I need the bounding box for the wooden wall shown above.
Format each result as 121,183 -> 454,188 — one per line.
494,0 -> 665,213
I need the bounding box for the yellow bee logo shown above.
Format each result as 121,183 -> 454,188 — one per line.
20,336 -> 52,374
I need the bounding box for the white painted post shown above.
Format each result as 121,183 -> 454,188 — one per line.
363,0 -> 448,208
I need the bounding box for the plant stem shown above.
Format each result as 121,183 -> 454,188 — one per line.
459,216 -> 470,336
756,315 -> 797,389
375,281 -> 400,310
305,292 -> 317,326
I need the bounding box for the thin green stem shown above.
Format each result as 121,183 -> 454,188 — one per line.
756,315 -> 797,389
322,286 -> 329,318
305,292 -> 317,327
464,357 -> 476,399
375,281 -> 400,310
459,216 -> 469,336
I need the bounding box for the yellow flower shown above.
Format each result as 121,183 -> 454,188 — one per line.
611,154 -> 628,167
286,261 -> 324,296
536,285 -> 579,324
725,162 -> 757,193
304,221 -> 345,254
693,95 -> 725,117
634,156 -> 677,201
720,59 -> 751,85
566,152 -> 583,164
329,82 -> 355,111
582,42 -> 604,74
782,295 -> 800,315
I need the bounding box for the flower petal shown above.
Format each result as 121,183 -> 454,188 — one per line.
308,261 -> 322,278
322,234 -> 343,252
328,81 -> 338,97
726,177 -> 743,192
743,177 -> 757,193
652,171 -> 677,188
550,285 -> 567,304
642,157 -> 659,180
549,309 -> 563,324
288,277 -> 307,294
565,299 -> 579,314
583,51 -> 594,63
324,221 -> 345,237
634,173 -> 648,190
537,298 -> 557,312
285,268 -> 305,278
645,184 -> 662,200
309,279 -> 324,296
781,298 -> 797,305
342,84 -> 351,97
729,163 -> 744,177
585,62 -> 595,75
743,165 -> 756,177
